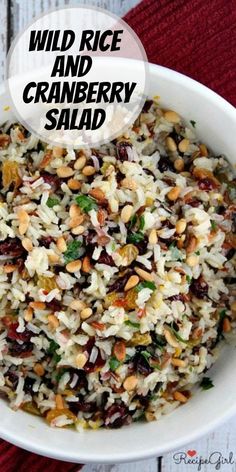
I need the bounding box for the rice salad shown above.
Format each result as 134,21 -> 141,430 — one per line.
0,100 -> 235,431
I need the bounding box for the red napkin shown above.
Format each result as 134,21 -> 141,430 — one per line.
1,0 -> 235,470
124,0 -> 236,106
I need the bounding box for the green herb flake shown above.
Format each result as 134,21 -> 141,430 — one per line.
127,232 -> 144,244
136,281 -> 156,292
211,220 -> 217,231
186,275 -> 192,283
139,215 -> 145,231
190,120 -> 196,128
109,356 -> 122,371
195,250 -> 200,255
55,368 -> 67,383
47,340 -> 61,363
46,197 -> 60,208
129,214 -> 137,229
124,320 -> 140,329
169,243 -> 183,261
64,240 -> 82,264
170,326 -> 188,344
140,350 -> 152,361
200,376 -> 214,391
75,194 -> 98,213
153,333 -> 166,349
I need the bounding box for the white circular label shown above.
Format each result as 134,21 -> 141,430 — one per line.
7,6 -> 148,148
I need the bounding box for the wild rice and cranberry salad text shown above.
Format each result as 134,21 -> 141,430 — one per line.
0,101 -> 235,430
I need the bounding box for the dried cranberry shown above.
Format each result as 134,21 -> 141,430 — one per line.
97,251 -> 115,266
142,100 -> 153,113
45,299 -> 62,312
168,294 -> 185,302
67,368 -> 88,390
0,238 -> 24,257
104,403 -> 130,429
24,376 -> 36,394
157,156 -> 174,173
108,271 -> 131,293
198,178 -> 215,191
83,338 -> 105,373
7,323 -> 32,342
186,199 -> 201,208
116,142 -> 132,162
41,172 -> 60,192
5,371 -> 18,390
169,131 -> 182,145
39,236 -> 54,248
226,248 -> 235,260
217,205 -> 226,215
133,352 -> 152,376
9,341 -> 33,357
135,236 -> 148,255
190,277 -> 208,299
67,395 -> 96,414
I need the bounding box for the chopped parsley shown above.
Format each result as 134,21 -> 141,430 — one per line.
200,377 -> 214,390
216,309 -> 227,343
169,242 -> 183,261
124,320 -> 140,329
170,326 -> 188,344
153,333 -> 166,349
75,194 -> 98,213
109,356 -> 122,371
136,281 -> 156,292
129,214 -> 137,229
47,340 -> 61,363
64,240 -> 82,264
46,197 -> 60,208
190,120 -> 196,128
186,275 -> 192,283
139,215 -> 145,231
211,220 -> 217,231
140,350 -> 152,361
195,250 -> 200,255
55,368 -> 67,383
127,232 -> 144,244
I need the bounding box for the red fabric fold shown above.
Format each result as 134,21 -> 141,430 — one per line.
1,0 -> 235,470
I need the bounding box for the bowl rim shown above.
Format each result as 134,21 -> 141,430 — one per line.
0,62 -> 236,464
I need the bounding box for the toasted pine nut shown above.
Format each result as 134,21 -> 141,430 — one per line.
39,152 -> 52,169
167,186 -> 181,201
166,136 -> 177,152
24,307 -> 33,322
178,138 -> 189,153
186,254 -> 199,267
174,158 -> 185,172
175,219 -> 187,234
97,208 -> 106,226
121,177 -> 138,190
199,143 -> 208,157
231,301 -> 236,312
171,358 -> 186,368
223,317 -> 232,333
177,235 -> 185,249
69,215 -> 84,228
18,209 -> 30,235
80,307 -> 93,320
56,236 -> 67,253
134,266 -> 154,282
4,264 -> 17,273
34,363 -> 45,377
121,204 -> 133,223
173,391 -> 188,403
97,235 -> 110,246
70,300 -> 86,311
22,237 -> 33,252
164,110 -> 181,123
186,235 -> 197,254
29,301 -> 46,310
145,411 -> 155,422
113,341 -> 126,362
89,188 -> 105,201
82,165 -> 96,176
48,252 -> 60,263
76,353 -> 87,369
56,166 -> 74,178
192,327 -> 202,339
66,260 -> 82,273
82,256 -> 92,273
67,178 -> 81,190
124,275 -> 139,291
48,314 -> 59,329
55,394 -> 65,409
69,203 -> 81,218
164,328 -> 180,348
52,147 -> 64,158
149,229 -> 158,245
71,225 -> 85,235
74,155 -> 86,170
123,375 -> 138,391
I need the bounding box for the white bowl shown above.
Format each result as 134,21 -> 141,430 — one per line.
0,63 -> 236,464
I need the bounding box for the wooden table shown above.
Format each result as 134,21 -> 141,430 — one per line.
0,1 -> 235,471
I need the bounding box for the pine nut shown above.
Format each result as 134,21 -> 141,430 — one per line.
123,375 -> 138,391
113,341 -> 126,362
48,252 -> 60,263
164,328 -> 180,348
71,225 -> 85,235
121,204 -> 133,223
69,203 -> 81,218
223,317 -> 231,333
149,229 -> 158,245
29,301 -> 46,310
24,307 -> 33,322
33,363 -> 45,377
69,215 -> 84,228
70,300 -> 86,311
167,186 -> 181,201
74,155 -> 86,170
97,208 -> 106,226
121,177 -> 138,190
48,314 -> 59,329
134,266 -> 154,282
67,178 -> 81,191
174,158 -> 184,172
56,236 -> 67,253
145,411 -> 155,422
55,394 -> 64,409
76,353 -> 87,369
186,254 -> 199,267
173,391 -> 188,403
178,138 -> 189,153
89,188 -> 105,201
231,301 -> 236,312
175,219 -> 187,234
199,143 -> 208,157
82,165 -> 96,176
80,307 -> 93,320
166,136 -> 177,152
66,260 -> 82,273
52,147 -> 64,158
124,275 -> 139,291
171,358 -> 187,368
164,110 -> 181,123
82,256 -> 92,273
22,237 -> 33,252
18,209 -> 30,235
4,264 -> 17,273
56,166 -> 74,178
186,235 -> 197,254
